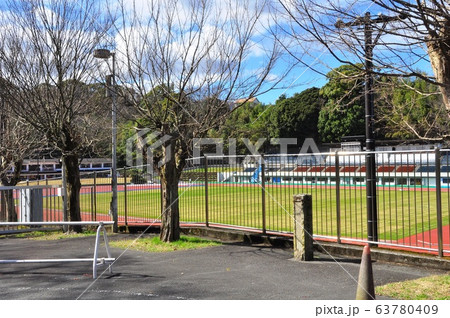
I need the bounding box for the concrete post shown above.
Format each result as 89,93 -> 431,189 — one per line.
293,194 -> 313,261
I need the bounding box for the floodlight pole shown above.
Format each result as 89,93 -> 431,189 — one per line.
336,12 -> 405,246
93,49 -> 118,233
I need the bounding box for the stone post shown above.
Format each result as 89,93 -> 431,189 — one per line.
293,194 -> 313,261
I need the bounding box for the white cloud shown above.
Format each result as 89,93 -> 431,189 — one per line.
111,0 -> 283,96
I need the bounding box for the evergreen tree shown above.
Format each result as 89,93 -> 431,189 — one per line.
318,65 -> 365,143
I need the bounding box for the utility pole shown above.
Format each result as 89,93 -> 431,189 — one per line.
336,12 -> 405,245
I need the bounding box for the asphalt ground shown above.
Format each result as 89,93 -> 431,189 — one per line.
0,233 -> 447,300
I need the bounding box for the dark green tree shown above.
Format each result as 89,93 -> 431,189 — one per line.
318,65 -> 365,143
212,102 -> 276,155
376,77 -> 447,140
273,87 -> 325,143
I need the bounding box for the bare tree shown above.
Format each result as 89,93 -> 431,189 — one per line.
0,79 -> 40,221
373,1 -> 450,112
0,0 -> 112,230
112,0 -> 286,241
274,0 -> 450,137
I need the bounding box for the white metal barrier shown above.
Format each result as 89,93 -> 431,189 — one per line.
0,221 -> 115,279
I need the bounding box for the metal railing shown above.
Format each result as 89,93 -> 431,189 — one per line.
1,149 -> 449,257
0,185 -> 63,232
180,149 -> 449,256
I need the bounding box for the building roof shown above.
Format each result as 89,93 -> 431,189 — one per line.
233,97 -> 260,105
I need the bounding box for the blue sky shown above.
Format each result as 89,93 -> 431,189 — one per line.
258,69 -> 328,105
0,0 -> 433,107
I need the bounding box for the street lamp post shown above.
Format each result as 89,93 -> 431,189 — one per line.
93,48 -> 118,233
336,12 -> 405,246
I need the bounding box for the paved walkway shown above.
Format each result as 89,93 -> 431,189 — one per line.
0,234 -> 446,300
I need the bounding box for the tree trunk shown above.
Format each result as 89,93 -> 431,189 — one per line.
0,191 -> 8,222
159,169 -> 181,242
63,154 -> 82,232
427,21 -> 450,115
4,190 -> 16,223
428,47 -> 450,113
0,191 -> 6,221
3,190 -> 17,222
159,139 -> 183,242
0,160 -> 22,222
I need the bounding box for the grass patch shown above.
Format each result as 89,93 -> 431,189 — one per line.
376,274 -> 450,300
109,235 -> 221,253
14,230 -> 97,240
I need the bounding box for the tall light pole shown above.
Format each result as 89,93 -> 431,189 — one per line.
93,48 -> 118,233
336,12 -> 405,246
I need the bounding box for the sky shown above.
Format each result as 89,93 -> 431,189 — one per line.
0,0 -> 312,106
258,68 -> 329,105
0,0 -> 433,106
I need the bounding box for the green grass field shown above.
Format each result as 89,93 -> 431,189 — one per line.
66,182 -> 450,241
376,274 -> 450,300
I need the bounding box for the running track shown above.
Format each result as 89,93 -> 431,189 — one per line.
10,183 -> 450,256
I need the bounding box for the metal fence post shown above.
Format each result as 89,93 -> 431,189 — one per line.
261,155 -> 266,234
45,178 -> 49,221
124,167 -> 128,226
435,147 -> 444,257
160,176 -> 163,216
335,151 -> 341,244
293,194 -> 314,261
90,186 -> 95,221
205,155 -> 209,227
62,159 -> 68,230
366,147 -> 378,246
93,171 -> 97,220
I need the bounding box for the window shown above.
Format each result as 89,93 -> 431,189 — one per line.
29,165 -> 39,171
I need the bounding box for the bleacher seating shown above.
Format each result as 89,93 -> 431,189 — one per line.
396,165 -> 416,173
416,166 -> 436,173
